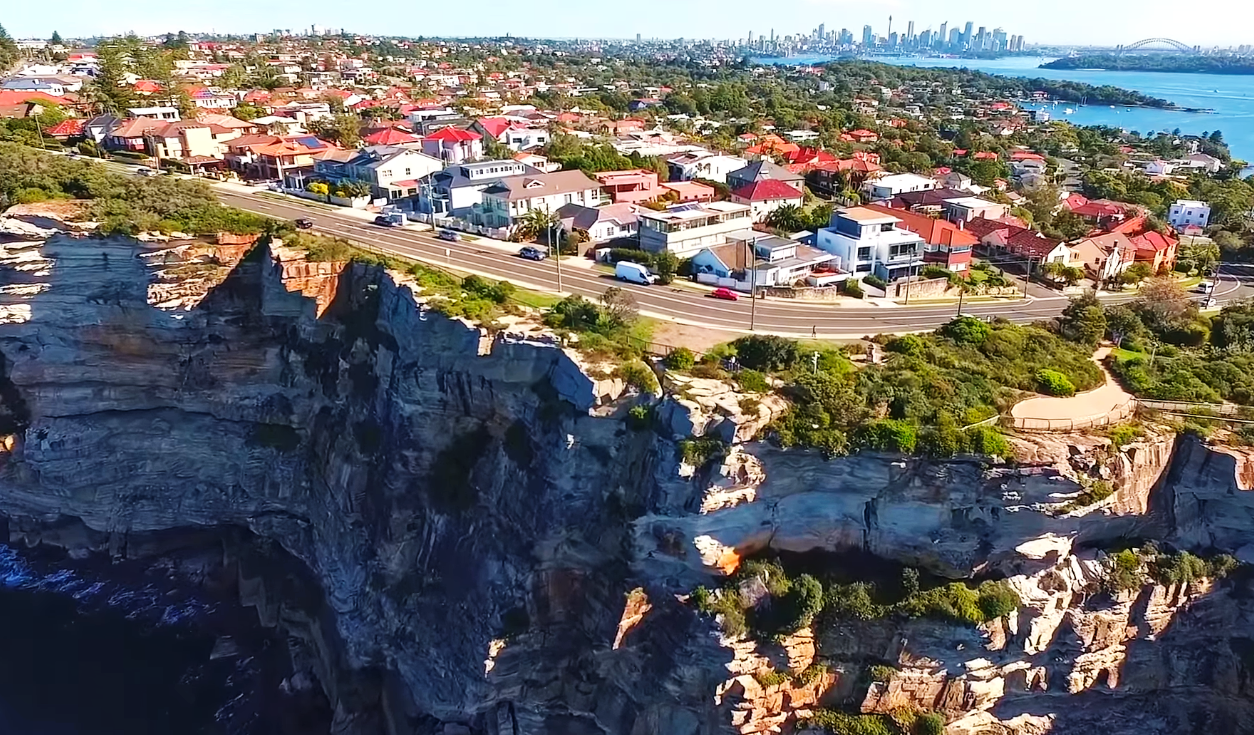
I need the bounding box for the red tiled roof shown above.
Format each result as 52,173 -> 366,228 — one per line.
363,127 -> 419,145
973,151 -> 999,160
1132,230 -> 1177,252
1005,229 -> 1063,258
0,90 -> 73,107
861,203 -> 979,247
476,116 -> 513,138
425,126 -> 481,143
732,179 -> 804,202
1062,194 -> 1089,211
44,118 -> 86,136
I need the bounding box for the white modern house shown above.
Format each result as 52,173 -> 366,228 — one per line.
1167,199 -> 1211,231
424,159 -> 541,217
637,201 -> 754,257
863,173 -> 937,201
666,150 -> 749,184
816,206 -> 926,281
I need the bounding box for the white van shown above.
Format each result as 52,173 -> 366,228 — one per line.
615,261 -> 657,285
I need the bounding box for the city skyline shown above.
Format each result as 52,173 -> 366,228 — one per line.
2,0 -> 1251,47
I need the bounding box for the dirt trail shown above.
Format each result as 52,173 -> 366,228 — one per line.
1010,346 -> 1133,422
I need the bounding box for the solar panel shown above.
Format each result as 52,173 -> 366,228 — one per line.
668,202 -> 703,213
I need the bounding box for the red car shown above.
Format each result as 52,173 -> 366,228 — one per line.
709,287 -> 740,301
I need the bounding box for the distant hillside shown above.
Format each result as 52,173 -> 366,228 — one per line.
1043,54 -> 1254,75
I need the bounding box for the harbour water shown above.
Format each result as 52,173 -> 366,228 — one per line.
752,55 -> 1254,163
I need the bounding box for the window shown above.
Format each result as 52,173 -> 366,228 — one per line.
857,247 -> 873,261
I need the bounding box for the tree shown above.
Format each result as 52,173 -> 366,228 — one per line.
0,24 -> 17,70
515,208 -> 557,242
308,114 -> 363,148
765,203 -> 804,233
599,287 -> 639,330
1211,230 -> 1242,255
1059,291 -> 1107,346
232,103 -> 264,121
652,251 -> 679,285
1123,262 -> 1154,284
1048,209 -> 1092,242
49,31 -> 63,46
1177,239 -> 1220,275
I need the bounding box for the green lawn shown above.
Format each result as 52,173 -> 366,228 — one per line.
510,290 -> 563,310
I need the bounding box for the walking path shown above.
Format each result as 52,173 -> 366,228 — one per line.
1010,346 -> 1134,425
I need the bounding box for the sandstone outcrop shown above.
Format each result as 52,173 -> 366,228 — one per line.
2,226 -> 1254,735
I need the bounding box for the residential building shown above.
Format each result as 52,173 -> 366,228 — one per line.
312,145 -> 443,201
691,233 -> 839,289
660,180 -> 715,203
104,116 -> 166,151
806,154 -> 883,197
362,127 -> 422,147
424,159 -> 541,217
595,169 -> 662,204
1132,230 -> 1179,274
555,202 -> 639,245
1072,232 -> 1137,282
1167,199 -> 1211,231
224,134 -> 333,181
421,127 -> 484,164
637,201 -> 754,256
863,172 -> 936,200
666,150 -> 748,184
502,127 -> 550,151
941,196 -> 1009,223
725,159 -> 804,194
860,204 -> 977,272
143,120 -> 243,168
477,170 -> 604,229
126,106 -> 180,121
84,113 -> 121,144
816,206 -> 926,281
1,78 -> 66,96
731,179 -> 806,221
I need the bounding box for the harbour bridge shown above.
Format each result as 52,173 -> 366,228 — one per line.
1115,38 -> 1198,54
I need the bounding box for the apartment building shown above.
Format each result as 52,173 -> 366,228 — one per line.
637,201 -> 754,257
816,206 -> 926,281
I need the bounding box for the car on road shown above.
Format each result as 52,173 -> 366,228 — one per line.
373,215 -> 403,227
136,168 -> 159,177
294,217 -> 314,230
709,287 -> 739,301
437,229 -> 460,242
518,246 -> 547,261
1195,281 -> 1215,294
615,261 -> 657,285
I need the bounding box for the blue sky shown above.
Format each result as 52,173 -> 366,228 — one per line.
3,0 -> 1251,46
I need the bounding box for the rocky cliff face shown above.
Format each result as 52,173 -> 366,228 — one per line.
2,228 -> 1254,735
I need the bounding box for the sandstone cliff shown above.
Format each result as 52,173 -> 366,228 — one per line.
1,226 -> 1253,735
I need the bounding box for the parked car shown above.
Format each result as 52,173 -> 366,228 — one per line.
709,287 -> 739,301
437,229 -> 460,242
615,261 -> 657,285
518,246 -> 547,261
136,168 -> 158,177
373,215 -> 402,227
294,217 -> 314,230
1195,281 -> 1215,293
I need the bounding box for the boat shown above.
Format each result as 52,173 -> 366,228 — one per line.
1064,108 -> 1074,114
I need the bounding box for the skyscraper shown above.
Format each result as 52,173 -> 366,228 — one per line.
906,21 -> 915,44
937,22 -> 948,48
963,21 -> 974,47
949,28 -> 961,47
818,23 -> 825,41
748,30 -> 754,46
862,25 -> 874,47
636,32 -> 642,44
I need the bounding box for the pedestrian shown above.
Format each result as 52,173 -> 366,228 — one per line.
811,325 -> 817,338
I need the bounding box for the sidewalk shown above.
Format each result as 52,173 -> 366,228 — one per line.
1009,346 -> 1133,425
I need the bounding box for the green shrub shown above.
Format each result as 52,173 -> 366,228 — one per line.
940,316 -> 991,345
736,368 -> 770,393
1106,548 -> 1145,593
755,669 -> 791,688
913,712 -> 945,735
1035,368 -> 1076,396
689,586 -> 712,611
615,361 -> 660,394
1151,550 -> 1211,587
793,663 -> 828,686
863,274 -> 888,290
1063,479 -> 1113,512
886,334 -> 926,357
803,711 -> 897,735
844,279 -> 865,299
899,582 -> 983,625
1107,423 -> 1143,449
732,335 -> 801,372
663,347 -> 696,371
823,582 -> 883,621
678,436 -> 726,467
868,664 -> 897,683
627,404 -> 652,430
853,419 -> 918,453
964,426 -> 1010,458
737,558 -> 793,597
975,580 -> 1020,621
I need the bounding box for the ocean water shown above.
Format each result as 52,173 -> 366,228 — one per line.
0,543 -> 324,735
752,55 -> 1254,163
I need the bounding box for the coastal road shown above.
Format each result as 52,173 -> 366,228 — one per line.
215,189 -> 1253,338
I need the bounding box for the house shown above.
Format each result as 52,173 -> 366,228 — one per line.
362,127 -> 422,147
224,134 -> 332,181
601,118 -> 647,135
637,201 -> 754,256
1131,230 -> 1179,273
666,151 -> 748,184
860,204 -> 977,272
864,173 -> 936,201
942,196 -> 1009,223
196,113 -> 257,134
501,127 -> 550,152
1183,153 -> 1223,174
595,169 -> 663,205
842,129 -> 879,144
513,152 -> 562,172
1,78 -> 66,97
421,127 -> 483,164
143,120 -> 242,167
555,202 -> 639,244
84,113 -> 121,144
313,145 -> 444,201
731,179 -> 806,222
104,116 -> 166,151
726,160 -> 804,194
43,118 -> 86,140
477,170 -> 605,229
938,171 -> 973,190
816,207 -> 926,281
691,233 -> 839,289
470,116 -> 516,142
1144,160 -> 1175,176
1072,232 -> 1137,282
659,180 -> 715,203
806,155 -> 883,197
126,106 -> 180,122
1167,199 -> 1210,231
424,159 -> 542,217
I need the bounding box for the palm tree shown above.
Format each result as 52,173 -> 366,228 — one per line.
516,208 -> 558,242
765,203 -> 803,233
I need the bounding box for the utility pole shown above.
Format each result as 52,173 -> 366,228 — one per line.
956,283 -> 965,315
746,236 -> 758,331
